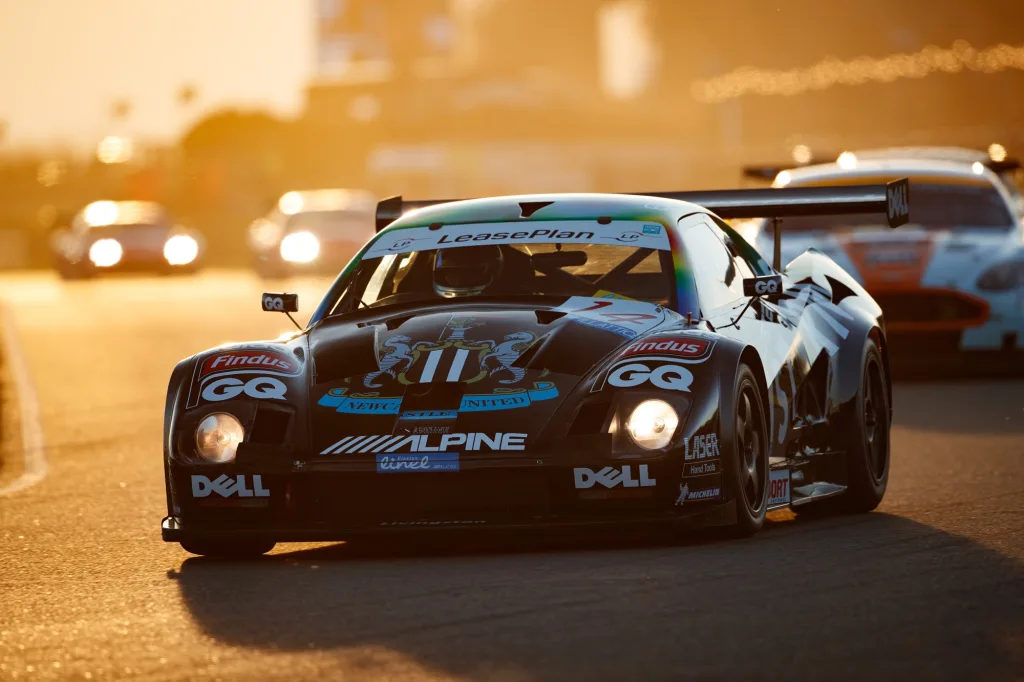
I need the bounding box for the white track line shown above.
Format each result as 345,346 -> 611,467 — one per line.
0,301 -> 47,496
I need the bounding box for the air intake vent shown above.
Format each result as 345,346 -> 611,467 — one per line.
249,403 -> 293,445
568,399 -> 611,436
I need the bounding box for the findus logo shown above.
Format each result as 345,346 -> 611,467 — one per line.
321,432 -> 527,455
191,474 -> 269,498
573,465 -> 656,489
201,350 -> 298,377
623,337 -> 709,358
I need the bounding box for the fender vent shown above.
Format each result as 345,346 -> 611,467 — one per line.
568,399 -> 612,436
249,403 -> 293,445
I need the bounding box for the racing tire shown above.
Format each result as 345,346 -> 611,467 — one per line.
840,335 -> 890,512
724,363 -> 770,537
179,538 -> 276,559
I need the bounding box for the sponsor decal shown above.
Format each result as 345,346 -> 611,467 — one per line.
363,220 -> 671,259
406,424 -> 451,435
593,289 -> 634,300
606,362 -> 693,392
684,459 -> 719,476
554,297 -> 680,339
191,474 -> 269,498
768,469 -> 791,506
201,376 -> 287,402
322,432 -> 526,455
642,224 -> 662,235
376,453 -> 459,472
886,179 -> 909,224
200,349 -> 299,378
262,293 -> 298,312
622,337 -> 710,359
684,433 -> 720,461
573,464 -> 656,489
364,319 -> 535,387
401,409 -> 458,420
318,381 -> 559,416
743,275 -> 781,297
674,482 -> 721,506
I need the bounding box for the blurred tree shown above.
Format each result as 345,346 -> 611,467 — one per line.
177,84 -> 198,108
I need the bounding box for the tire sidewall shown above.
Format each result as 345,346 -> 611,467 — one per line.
725,364 -> 769,535
843,336 -> 890,509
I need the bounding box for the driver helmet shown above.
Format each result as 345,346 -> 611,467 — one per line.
432,245 -> 503,298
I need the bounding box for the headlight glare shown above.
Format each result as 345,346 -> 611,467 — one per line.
195,412 -> 245,463
280,231 -> 320,263
163,235 -> 199,265
88,238 -> 123,267
976,259 -> 1024,292
626,399 -> 679,450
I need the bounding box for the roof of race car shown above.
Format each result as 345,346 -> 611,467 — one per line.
776,158 -> 1001,189
383,193 -> 705,232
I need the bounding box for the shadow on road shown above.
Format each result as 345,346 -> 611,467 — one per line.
892,380 -> 1024,435
171,513 -> 1024,681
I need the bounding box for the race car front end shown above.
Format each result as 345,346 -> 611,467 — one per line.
162,305 -> 747,549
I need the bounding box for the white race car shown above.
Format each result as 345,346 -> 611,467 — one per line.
744,158 -> 1024,369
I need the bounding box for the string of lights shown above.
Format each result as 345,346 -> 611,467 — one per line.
691,40 -> 1024,103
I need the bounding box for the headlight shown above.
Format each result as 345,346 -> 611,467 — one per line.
163,235 -> 199,265
626,399 -> 679,450
88,238 -> 123,267
280,231 -> 320,263
195,413 -> 245,463
976,259 -> 1024,292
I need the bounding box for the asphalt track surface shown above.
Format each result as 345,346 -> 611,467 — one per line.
0,271 -> 1022,682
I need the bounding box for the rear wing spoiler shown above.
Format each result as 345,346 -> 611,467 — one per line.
375,178 -> 910,270
744,158 -> 1021,181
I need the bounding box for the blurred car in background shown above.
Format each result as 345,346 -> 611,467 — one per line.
744,146 -> 1023,215
742,158 -> 1024,367
51,200 -> 204,279
247,189 -> 375,278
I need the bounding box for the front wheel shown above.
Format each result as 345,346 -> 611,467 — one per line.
180,537 -> 276,558
841,335 -> 890,512
725,363 -> 769,536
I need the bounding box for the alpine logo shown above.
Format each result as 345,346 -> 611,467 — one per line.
623,337 -> 710,358
201,349 -> 299,378
321,432 -> 526,455
191,474 -> 270,498
573,464 -> 656,489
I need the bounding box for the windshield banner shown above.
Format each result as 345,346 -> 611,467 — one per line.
364,220 -> 670,259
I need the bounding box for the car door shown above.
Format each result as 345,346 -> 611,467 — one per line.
680,213 -> 801,451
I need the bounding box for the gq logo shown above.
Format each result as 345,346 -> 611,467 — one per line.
607,362 -> 693,392
742,275 -> 782,298
261,292 -> 298,313
201,376 -> 287,402
886,179 -> 910,226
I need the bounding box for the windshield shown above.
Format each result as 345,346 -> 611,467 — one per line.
331,240 -> 673,315
767,182 -> 1015,232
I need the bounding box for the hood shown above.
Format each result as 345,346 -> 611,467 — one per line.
307,299 -> 683,456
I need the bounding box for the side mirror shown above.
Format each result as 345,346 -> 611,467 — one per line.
742,275 -> 782,301
262,292 -> 298,313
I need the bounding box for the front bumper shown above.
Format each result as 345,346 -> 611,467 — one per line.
163,457 -> 730,542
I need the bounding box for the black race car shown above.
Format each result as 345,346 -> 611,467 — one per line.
162,181 -> 909,557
